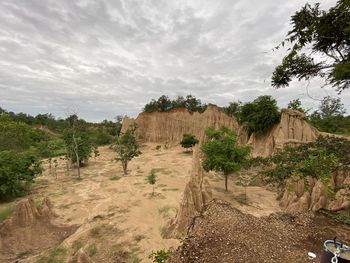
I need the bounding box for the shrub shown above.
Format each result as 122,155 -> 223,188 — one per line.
149,249 -> 171,263
239,96 -> 280,135
0,150 -> 42,200
180,133 -> 199,152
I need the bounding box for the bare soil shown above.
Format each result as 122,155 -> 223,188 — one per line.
168,199 -> 350,263
2,143 -> 347,262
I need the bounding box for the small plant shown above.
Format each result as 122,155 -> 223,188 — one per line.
149,249 -> 171,263
180,133 -> 199,152
110,176 -> 121,181
87,243 -> 97,257
155,145 -> 161,150
146,169 -> 157,196
236,174 -> 254,204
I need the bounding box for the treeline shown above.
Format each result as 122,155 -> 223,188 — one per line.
0,108 -> 123,200
143,95 -> 207,113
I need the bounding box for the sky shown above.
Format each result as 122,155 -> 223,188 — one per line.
0,0 -> 349,122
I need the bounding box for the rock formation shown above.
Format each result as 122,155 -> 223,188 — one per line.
121,104 -> 248,144
280,169 -> 350,212
0,197 -> 78,262
167,146 -> 212,236
248,109 -> 319,157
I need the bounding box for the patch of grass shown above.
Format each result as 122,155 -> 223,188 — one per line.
0,205 -> 15,222
161,188 -> 179,192
152,168 -> 166,173
87,243 -> 97,257
72,239 -> 83,254
36,246 -> 67,263
158,206 -> 171,216
320,210 -> 350,225
127,254 -> 142,263
110,176 -> 121,181
133,182 -> 143,186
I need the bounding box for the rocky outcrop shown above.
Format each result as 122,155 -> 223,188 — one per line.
248,109 -> 319,157
121,104 -> 248,144
167,146 -> 212,236
0,197 -> 78,262
280,169 -> 350,212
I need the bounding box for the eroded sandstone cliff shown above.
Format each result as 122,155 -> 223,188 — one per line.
121,104 -> 248,144
248,109 -> 319,157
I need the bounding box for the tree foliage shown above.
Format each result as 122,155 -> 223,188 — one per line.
262,136 -> 350,190
223,101 -> 242,118
0,150 -> 42,199
239,96 -> 280,135
309,96 -> 349,134
287,98 -> 306,113
146,169 -> 157,196
201,126 -> 251,191
114,127 -> 141,175
272,0 -> 350,92
143,95 -> 207,113
180,133 -> 199,151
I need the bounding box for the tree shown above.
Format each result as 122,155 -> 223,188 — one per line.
201,126 -> 251,191
287,98 -> 305,113
114,127 -> 141,175
318,96 -> 346,117
272,0 -> 350,92
0,150 -> 42,199
239,96 -> 280,135
180,133 -> 199,152
146,169 -> 157,196
63,114 -> 93,179
223,101 -> 242,118
309,96 -> 349,134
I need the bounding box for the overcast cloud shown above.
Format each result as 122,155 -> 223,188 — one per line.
0,0 -> 348,121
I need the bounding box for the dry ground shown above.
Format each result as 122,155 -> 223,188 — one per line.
0,143 -> 284,262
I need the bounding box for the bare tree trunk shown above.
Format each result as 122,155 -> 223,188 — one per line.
225,175 -> 228,191
48,158 -> 52,175
122,161 -> 128,175
72,120 -> 80,179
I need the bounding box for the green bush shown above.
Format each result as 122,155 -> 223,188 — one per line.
149,249 -> 171,263
0,150 -> 42,199
239,96 -> 280,135
180,133 -> 199,151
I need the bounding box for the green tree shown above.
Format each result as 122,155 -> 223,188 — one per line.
223,101 -> 242,118
146,169 -> 157,196
0,150 -> 42,199
287,98 -> 305,113
239,96 -> 280,135
201,126 -> 251,191
114,127 -> 141,175
272,0 -> 350,92
63,114 -> 93,178
309,96 -> 349,134
180,133 -> 199,152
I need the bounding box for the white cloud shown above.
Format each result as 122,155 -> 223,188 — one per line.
0,0 -> 348,121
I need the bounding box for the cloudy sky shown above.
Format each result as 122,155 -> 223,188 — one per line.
0,0 -> 348,121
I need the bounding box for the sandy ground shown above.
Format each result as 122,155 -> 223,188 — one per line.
0,143 -> 282,262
